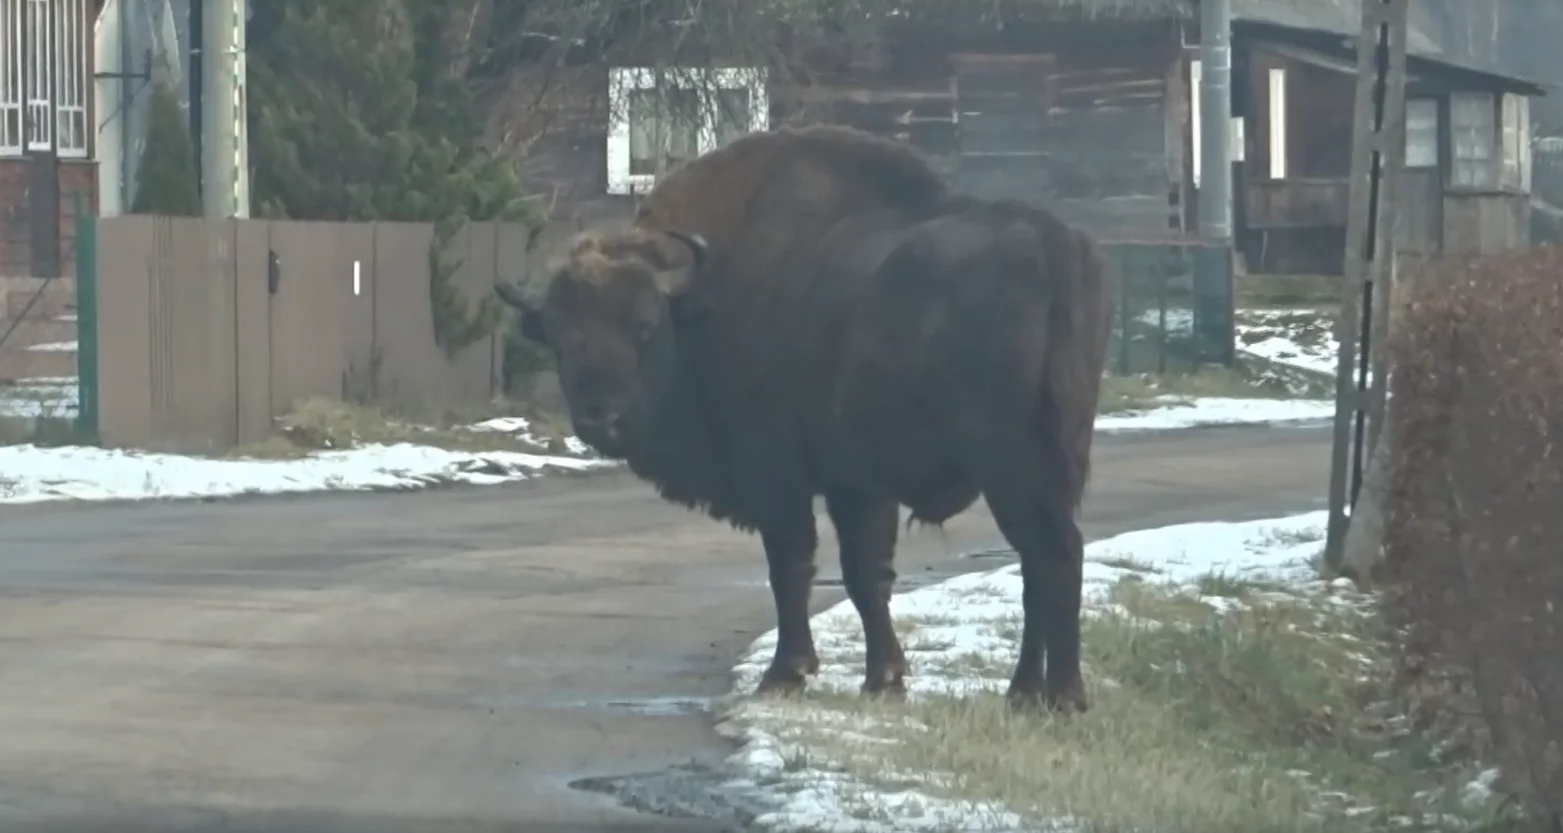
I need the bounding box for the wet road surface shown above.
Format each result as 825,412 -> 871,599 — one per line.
0,423 -> 1330,832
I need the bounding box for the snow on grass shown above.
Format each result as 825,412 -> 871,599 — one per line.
0,377 -> 79,418
0,442 -> 610,504
1236,308 -> 1340,377
24,340 -> 78,352
1096,395 -> 1333,431
719,512 -> 1512,833
465,415 -> 590,456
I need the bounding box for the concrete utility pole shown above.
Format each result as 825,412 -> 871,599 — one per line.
1324,0 -> 1409,574
202,0 -> 250,218
1198,0 -> 1234,243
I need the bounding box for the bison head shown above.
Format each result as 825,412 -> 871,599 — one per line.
494,227 -> 708,458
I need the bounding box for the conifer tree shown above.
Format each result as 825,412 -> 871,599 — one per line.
131,79 -> 201,216
246,0 -> 538,360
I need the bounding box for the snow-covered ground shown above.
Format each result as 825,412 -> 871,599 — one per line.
0,440 -> 609,504
1136,306 -> 1342,379
1,311 -> 1343,506
718,512 -> 1334,832
717,511 -> 1500,832
0,376 -> 78,418
1235,308 -> 1340,377
1096,395 -> 1332,430
0,397 -> 1330,505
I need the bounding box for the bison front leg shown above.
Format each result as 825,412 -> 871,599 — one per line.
753,509 -> 822,698
825,489 -> 907,697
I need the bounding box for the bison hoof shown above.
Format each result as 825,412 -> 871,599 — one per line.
861,673 -> 907,701
861,682 -> 907,702
754,666 -> 811,699
1005,685 -> 1089,715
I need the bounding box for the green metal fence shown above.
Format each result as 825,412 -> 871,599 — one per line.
74,193 -> 99,442
1101,239 -> 1235,375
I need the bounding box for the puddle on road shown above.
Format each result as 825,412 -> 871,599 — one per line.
730,568 -> 963,592
569,763 -> 775,833
964,546 -> 1018,561
582,696 -> 715,717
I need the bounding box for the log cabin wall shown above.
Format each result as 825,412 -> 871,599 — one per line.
504,19 -> 1187,247
791,20 -> 1184,239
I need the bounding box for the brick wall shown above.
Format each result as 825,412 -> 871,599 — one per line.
0,159 -> 98,277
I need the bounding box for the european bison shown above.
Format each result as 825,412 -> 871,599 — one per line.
495,125 -> 1115,710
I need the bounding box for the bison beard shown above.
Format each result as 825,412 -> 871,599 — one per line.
496,125 -> 1115,711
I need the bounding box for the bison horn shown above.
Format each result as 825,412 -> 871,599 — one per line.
664,229 -> 709,269
493,281 -> 534,311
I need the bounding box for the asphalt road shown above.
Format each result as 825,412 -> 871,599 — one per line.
0,424 -> 1330,833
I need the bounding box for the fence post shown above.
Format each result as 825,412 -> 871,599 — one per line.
73,192 -> 100,442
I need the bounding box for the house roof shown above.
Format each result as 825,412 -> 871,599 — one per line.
975,0 -> 1544,91
986,0 -> 1438,51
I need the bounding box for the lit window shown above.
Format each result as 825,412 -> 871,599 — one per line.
607,67 -> 768,195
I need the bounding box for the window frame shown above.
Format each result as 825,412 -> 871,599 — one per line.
0,0 -> 88,159
606,66 -> 768,196
1404,96 -> 1439,169
1447,91 -> 1499,190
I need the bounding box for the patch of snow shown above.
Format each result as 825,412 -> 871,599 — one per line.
720,510 -> 1333,832
24,340 -> 78,352
1235,308 -> 1340,377
465,415 -> 590,456
1097,396 -> 1333,431
1135,307 -> 1195,334
1459,768 -> 1500,808
0,377 -> 80,418
0,442 -> 611,504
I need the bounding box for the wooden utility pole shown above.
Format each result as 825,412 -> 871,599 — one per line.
1324,0 -> 1410,573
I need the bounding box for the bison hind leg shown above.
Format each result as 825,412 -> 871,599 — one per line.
967,422 -> 1088,714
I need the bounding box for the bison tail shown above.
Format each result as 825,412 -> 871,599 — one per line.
1035,224 -> 1115,514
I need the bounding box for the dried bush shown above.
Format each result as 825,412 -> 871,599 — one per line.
1383,245 -> 1563,831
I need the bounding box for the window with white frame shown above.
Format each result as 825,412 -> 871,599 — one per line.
607,67 -> 768,195
1405,97 -> 1439,168
1450,92 -> 1498,188
1188,58 -> 1246,187
1500,92 -> 1531,191
0,0 -> 89,158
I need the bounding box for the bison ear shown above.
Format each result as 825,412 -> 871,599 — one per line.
494,282 -> 549,345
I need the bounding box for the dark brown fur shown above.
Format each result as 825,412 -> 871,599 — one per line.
497,126 -> 1115,710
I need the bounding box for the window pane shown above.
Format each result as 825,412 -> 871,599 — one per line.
663,88 -> 698,168
1450,92 -> 1494,162
713,88 -> 750,147
1405,98 -> 1438,168
1449,93 -> 1497,188
627,89 -> 658,176
627,87 -> 699,177
1500,94 -> 1523,189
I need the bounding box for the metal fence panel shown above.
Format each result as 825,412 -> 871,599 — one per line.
1102,239 -> 1234,375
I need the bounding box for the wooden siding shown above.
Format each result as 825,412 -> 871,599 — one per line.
1245,178 -> 1349,228
507,20 -> 1185,242
1442,193 -> 1530,254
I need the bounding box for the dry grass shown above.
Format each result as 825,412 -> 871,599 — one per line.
1098,356 -> 1330,414
758,575 -> 1521,833
1237,273 -> 1341,308
225,397 -> 580,460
